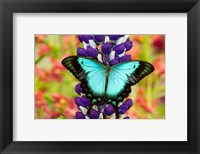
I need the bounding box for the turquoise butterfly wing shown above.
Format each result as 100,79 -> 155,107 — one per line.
106,61 -> 154,105
62,56 -> 154,106
62,56 -> 107,103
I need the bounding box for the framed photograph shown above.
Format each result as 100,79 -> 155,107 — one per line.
0,0 -> 199,154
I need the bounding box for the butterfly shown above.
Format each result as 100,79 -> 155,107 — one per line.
62,56 -> 154,107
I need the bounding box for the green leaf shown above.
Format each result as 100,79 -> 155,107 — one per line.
44,95 -> 54,106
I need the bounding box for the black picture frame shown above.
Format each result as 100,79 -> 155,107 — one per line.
0,0 -> 200,154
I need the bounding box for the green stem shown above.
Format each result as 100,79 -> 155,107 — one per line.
35,55 -> 45,64
35,52 -> 51,65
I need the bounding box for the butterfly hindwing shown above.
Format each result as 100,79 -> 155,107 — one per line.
106,61 -> 154,104
62,56 -> 106,102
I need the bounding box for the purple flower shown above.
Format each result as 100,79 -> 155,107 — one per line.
78,35 -> 93,43
108,35 -> 119,41
119,54 -> 131,62
102,42 -> 111,54
109,58 -> 119,66
123,99 -> 133,108
93,35 -> 105,42
125,40 -> 133,51
81,95 -> 91,107
76,112 -> 85,119
118,99 -> 133,115
118,104 -> 129,114
75,83 -> 82,95
77,47 -> 88,56
74,96 -> 91,108
104,105 -> 115,116
113,43 -> 126,54
74,97 -> 85,107
86,46 -> 98,58
88,109 -> 99,119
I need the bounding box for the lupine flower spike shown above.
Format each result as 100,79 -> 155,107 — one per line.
74,35 -> 134,119
62,34 -> 154,119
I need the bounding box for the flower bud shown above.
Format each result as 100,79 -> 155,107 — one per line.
119,54 -> 131,62
88,109 -> 99,119
118,104 -> 129,115
86,46 -> 98,58
74,96 -> 89,108
78,35 -> 92,43
77,47 -> 88,56
102,42 -> 111,54
75,83 -> 82,95
81,95 -> 91,107
118,99 -> 133,114
93,35 -> 105,42
76,112 -> 85,119
74,97 -> 85,107
109,58 -> 119,66
108,35 -> 119,41
104,105 -> 115,116
113,43 -> 126,54
125,40 -> 133,51
123,99 -> 133,108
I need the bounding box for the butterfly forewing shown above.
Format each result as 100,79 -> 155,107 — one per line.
62,56 -> 107,100
106,61 -> 154,104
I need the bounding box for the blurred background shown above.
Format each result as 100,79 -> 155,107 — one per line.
35,34 -> 165,119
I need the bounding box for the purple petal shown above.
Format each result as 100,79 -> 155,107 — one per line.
86,46 -> 98,58
78,35 -> 84,42
93,35 -> 105,42
75,96 -> 91,108
113,43 -> 126,54
108,35 -> 119,41
81,95 -> 91,107
104,105 -> 115,116
75,83 -> 82,95
109,58 -> 119,66
124,116 -> 130,119
76,112 -> 85,119
118,99 -> 133,115
74,97 -> 85,107
123,99 -> 133,108
88,109 -> 99,119
108,35 -> 125,41
77,47 -> 88,56
125,40 -> 133,51
118,104 -> 129,115
119,54 -> 131,62
78,35 -> 93,43
102,42 -> 111,54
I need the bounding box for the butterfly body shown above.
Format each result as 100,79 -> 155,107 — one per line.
62,56 -> 154,106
